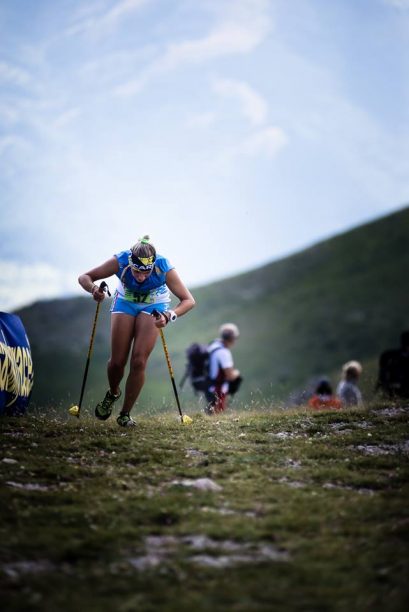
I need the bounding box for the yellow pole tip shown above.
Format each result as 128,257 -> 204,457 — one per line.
182,415 -> 193,425
68,405 -> 80,416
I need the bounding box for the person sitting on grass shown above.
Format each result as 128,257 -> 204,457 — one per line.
376,331 -> 409,399
336,361 -> 363,407
205,323 -> 242,414
308,378 -> 341,410
78,235 -> 195,427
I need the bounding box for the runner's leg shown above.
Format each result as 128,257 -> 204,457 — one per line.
108,313 -> 135,394
121,313 -> 159,414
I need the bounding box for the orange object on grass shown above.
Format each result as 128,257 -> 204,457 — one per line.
308,394 -> 342,410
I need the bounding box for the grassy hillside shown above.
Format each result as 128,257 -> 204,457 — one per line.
16,205 -> 409,414
1,404 -> 408,611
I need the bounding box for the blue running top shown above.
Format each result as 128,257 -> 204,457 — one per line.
114,250 -> 174,303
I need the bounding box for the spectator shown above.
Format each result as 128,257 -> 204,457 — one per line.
376,331 -> 409,399
308,379 -> 341,410
205,323 -> 242,414
336,361 -> 363,407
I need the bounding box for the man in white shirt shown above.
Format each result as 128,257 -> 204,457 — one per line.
205,323 -> 242,414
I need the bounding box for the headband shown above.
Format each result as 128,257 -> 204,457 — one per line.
128,252 -> 156,271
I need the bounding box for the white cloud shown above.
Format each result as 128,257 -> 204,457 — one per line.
0,61 -> 32,88
219,126 -> 288,164
0,135 -> 32,157
238,126 -> 288,157
79,45 -> 156,87
213,77 -> 268,125
115,0 -> 272,97
161,22 -> 268,69
383,0 -> 409,8
161,0 -> 271,67
0,103 -> 19,125
66,0 -> 151,37
0,262 -> 78,312
52,108 -> 82,130
185,111 -> 217,129
102,0 -> 150,24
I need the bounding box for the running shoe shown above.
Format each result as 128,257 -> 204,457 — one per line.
117,413 -> 136,427
95,389 -> 121,421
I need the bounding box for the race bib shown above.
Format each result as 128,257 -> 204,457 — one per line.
123,285 -> 170,304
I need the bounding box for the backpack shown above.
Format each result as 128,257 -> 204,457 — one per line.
180,342 -> 221,393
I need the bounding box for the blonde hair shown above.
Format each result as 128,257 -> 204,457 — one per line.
131,235 -> 156,260
342,360 -> 362,379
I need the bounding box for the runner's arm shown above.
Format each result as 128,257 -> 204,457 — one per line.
165,269 -> 196,317
78,257 -> 119,301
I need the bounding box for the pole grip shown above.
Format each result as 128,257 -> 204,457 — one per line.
99,281 -> 111,297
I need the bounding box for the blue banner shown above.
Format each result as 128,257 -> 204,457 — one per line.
0,312 -> 34,415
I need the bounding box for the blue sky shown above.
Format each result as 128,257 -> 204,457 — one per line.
0,0 -> 408,311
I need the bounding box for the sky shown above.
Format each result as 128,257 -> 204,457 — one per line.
0,0 -> 408,311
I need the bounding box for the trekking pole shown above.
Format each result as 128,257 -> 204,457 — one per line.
152,310 -> 192,425
68,281 -> 110,418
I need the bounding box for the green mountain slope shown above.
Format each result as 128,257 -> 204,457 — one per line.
16,206 -> 409,412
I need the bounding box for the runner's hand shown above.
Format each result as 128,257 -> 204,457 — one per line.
152,309 -> 168,328
154,313 -> 168,328
91,284 -> 105,303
